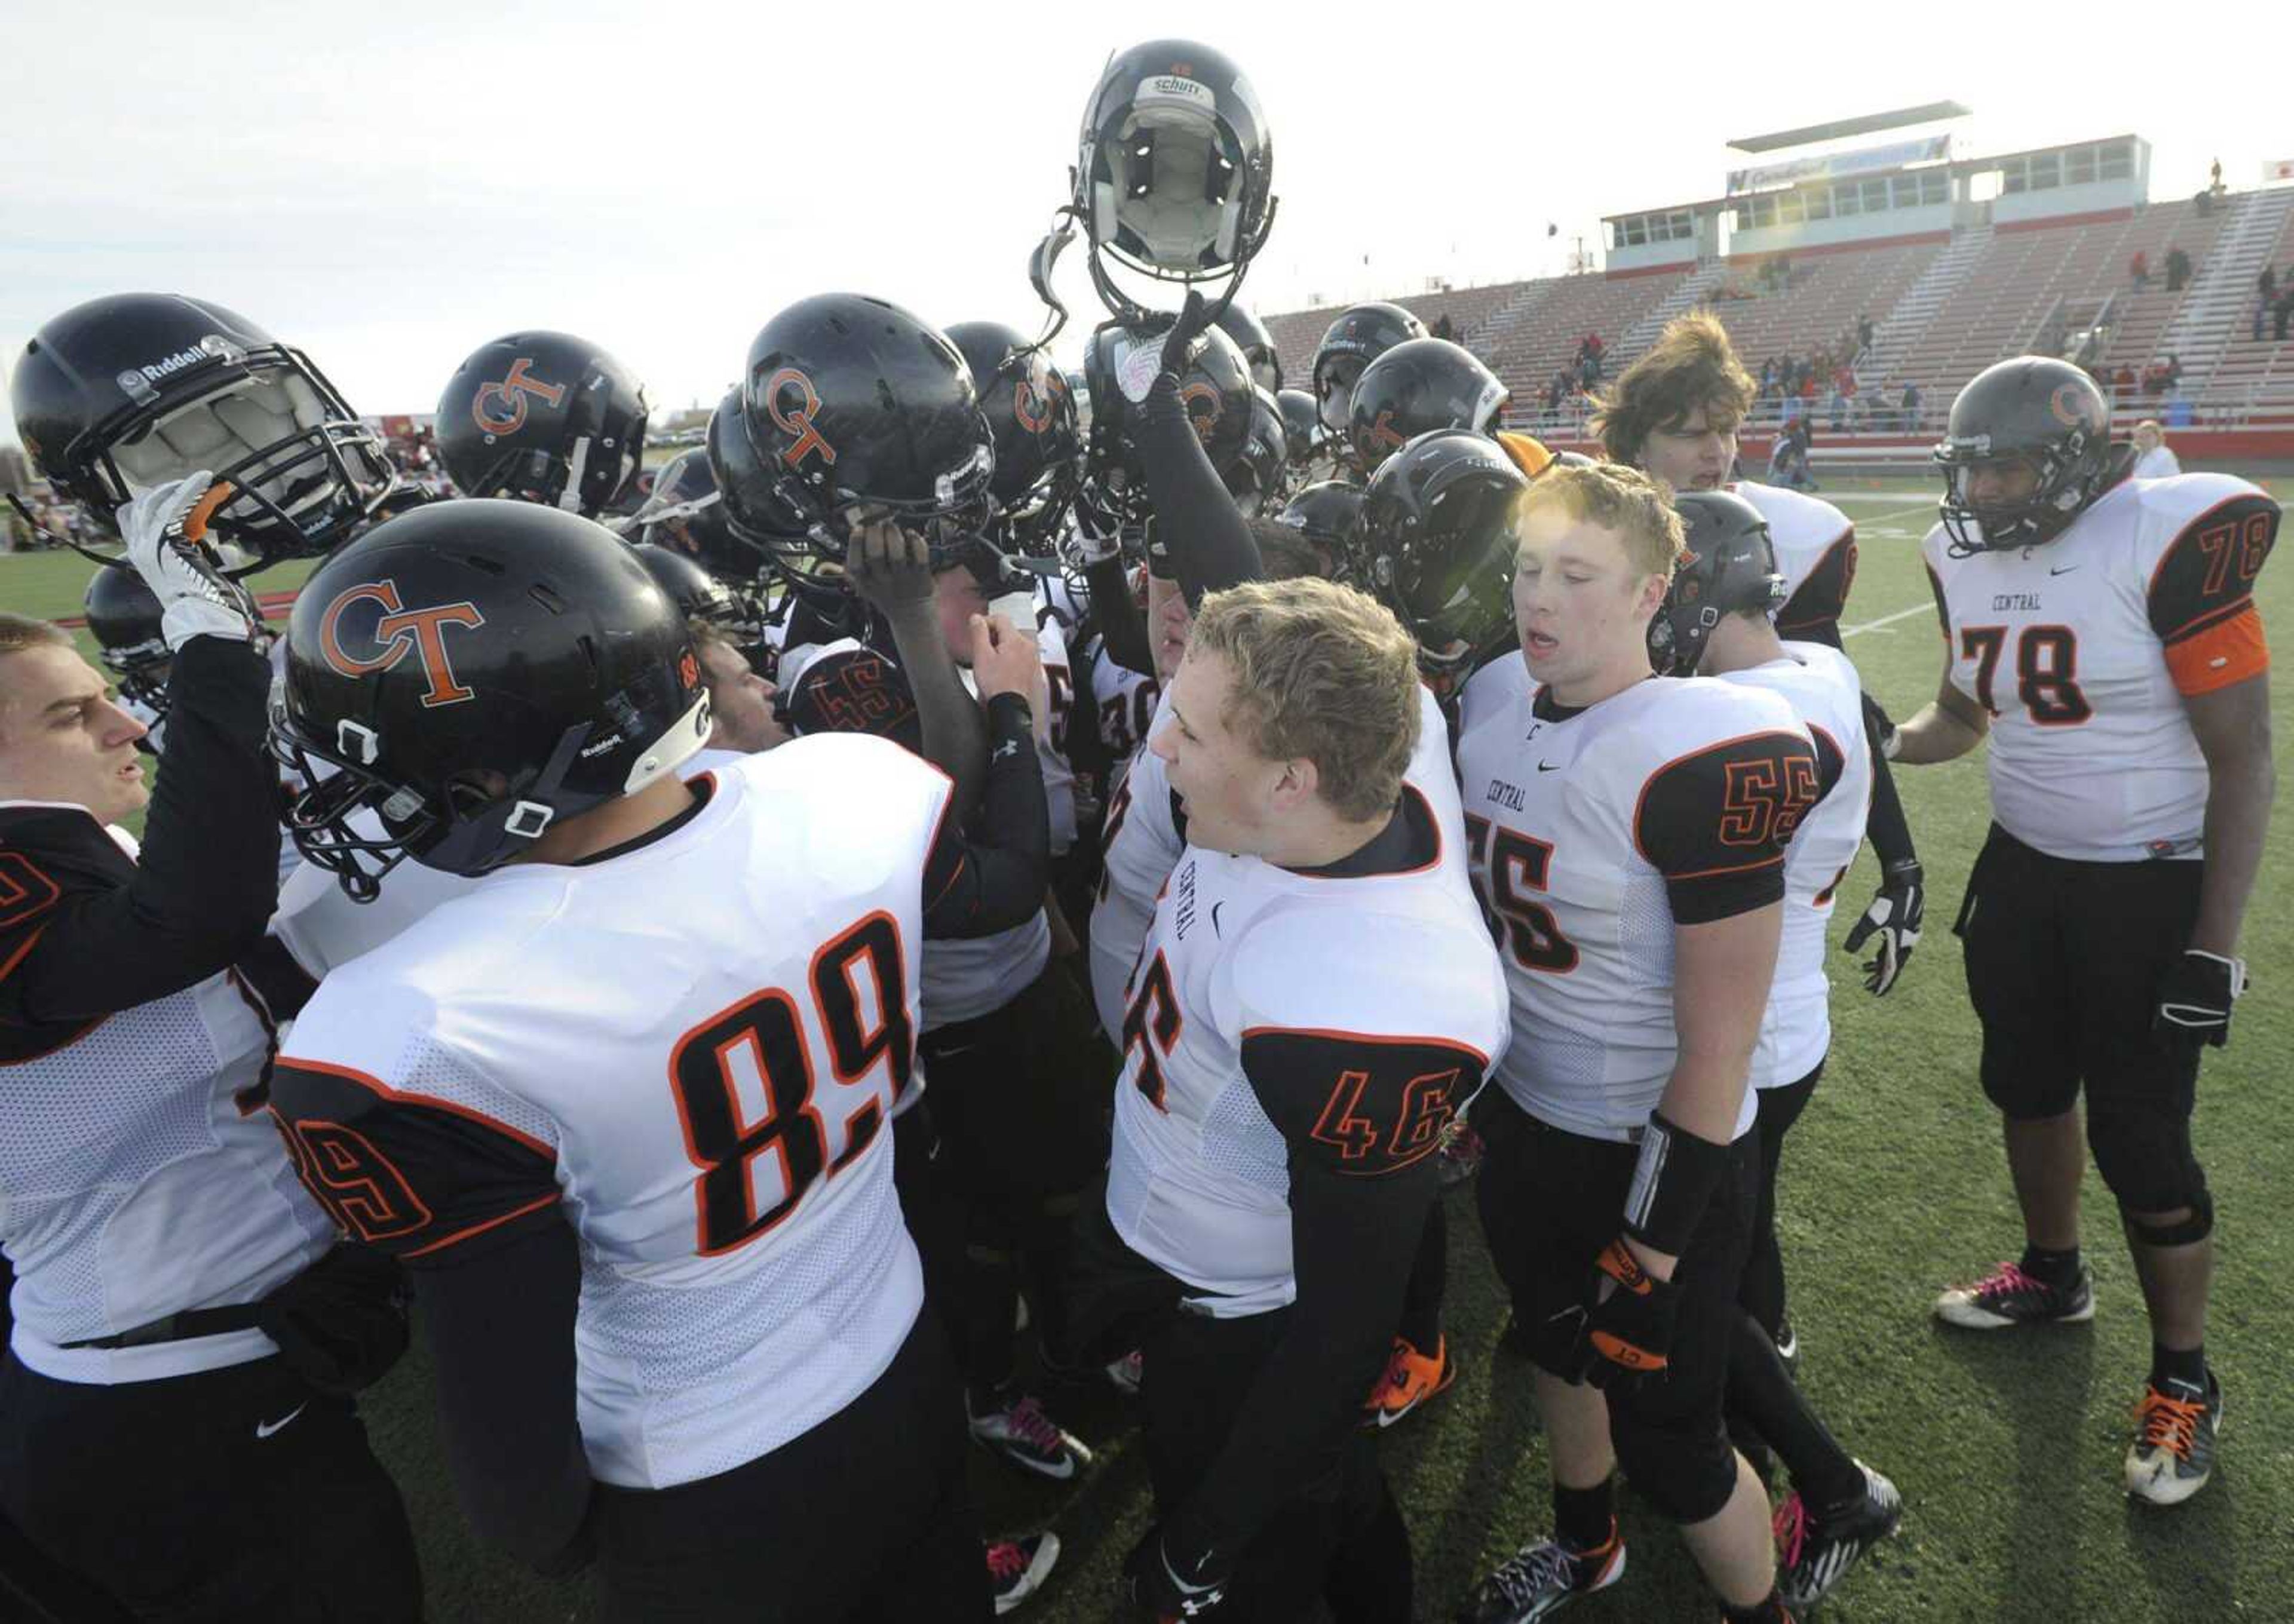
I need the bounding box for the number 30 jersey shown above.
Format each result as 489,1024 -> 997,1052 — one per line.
270,736 -> 944,1490
1924,472 -> 2276,863
1454,658 -> 1817,1142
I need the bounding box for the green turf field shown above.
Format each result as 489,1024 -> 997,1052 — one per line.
4,476 -> 2288,1622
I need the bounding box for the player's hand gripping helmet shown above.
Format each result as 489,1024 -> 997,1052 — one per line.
436,331 -> 650,517
1346,338 -> 1510,477
1358,428 -> 1530,690
944,320 -> 1084,555
82,566 -> 171,707
1312,302 -> 1427,438
1933,357 -> 2118,555
1650,490 -> 1786,677
274,501 -> 710,900
11,293 -> 394,567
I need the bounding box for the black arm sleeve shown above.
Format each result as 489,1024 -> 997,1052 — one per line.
0,636 -> 281,1026
1166,1030 -> 1476,1565
411,1222 -> 594,1574
1139,370 -> 1262,606
921,693 -> 1051,940
1085,552 -> 1156,677
1859,712 -> 1918,868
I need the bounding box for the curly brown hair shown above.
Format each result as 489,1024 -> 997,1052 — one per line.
1590,313 -> 1756,468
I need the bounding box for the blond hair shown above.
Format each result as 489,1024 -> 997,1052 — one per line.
1591,312 -> 1756,467
1514,461 -> 1686,580
1186,578 -> 1420,824
0,614 -> 72,661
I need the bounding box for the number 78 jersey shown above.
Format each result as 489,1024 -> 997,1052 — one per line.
1454,659 -> 1817,1143
1922,472 -> 2277,862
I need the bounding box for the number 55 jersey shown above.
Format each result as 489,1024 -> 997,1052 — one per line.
1454,659 -> 1817,1143
269,735 -> 947,1490
1922,472 -> 2277,862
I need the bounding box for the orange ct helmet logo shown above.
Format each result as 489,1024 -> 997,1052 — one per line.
1364,409 -> 1407,452
1014,367 -> 1054,436
1180,380 -> 1225,447
2048,383 -> 2102,434
471,358 -> 566,438
762,366 -> 836,470
318,581 -> 489,709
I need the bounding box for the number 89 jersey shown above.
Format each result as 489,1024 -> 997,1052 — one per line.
1454,658 -> 1817,1143
1923,472 -> 2276,862
270,735 -> 943,1490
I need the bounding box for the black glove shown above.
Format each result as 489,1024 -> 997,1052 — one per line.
253,1244 -> 412,1396
1121,1526 -> 1229,1620
1572,1236 -> 1680,1391
2155,949 -> 2249,1051
1842,858 -> 1924,996
1159,290 -> 1216,380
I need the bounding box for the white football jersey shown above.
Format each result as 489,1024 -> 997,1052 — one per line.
1922,472 -> 2277,862
1,803 -> 334,1385
1081,633 -> 1163,763
272,738 -> 941,1490
1712,643 -> 1872,1088
1455,660 -> 1817,1141
1104,779 -> 1508,1317
1734,480 -> 1857,636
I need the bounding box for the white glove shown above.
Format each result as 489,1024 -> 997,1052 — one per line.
115,473 -> 261,648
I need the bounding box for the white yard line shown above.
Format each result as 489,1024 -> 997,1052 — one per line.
1842,603 -> 1933,638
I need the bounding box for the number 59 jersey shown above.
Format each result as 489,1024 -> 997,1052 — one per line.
270,735 -> 945,1490
1455,658 -> 1817,1143
1924,472 -> 2277,862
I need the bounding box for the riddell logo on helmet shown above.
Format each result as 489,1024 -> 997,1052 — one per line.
318,581 -> 489,709
472,359 -> 567,438
115,336 -> 237,398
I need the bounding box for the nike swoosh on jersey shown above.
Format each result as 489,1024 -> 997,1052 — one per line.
1537,762 -> 1560,772
255,1404 -> 308,1439
2049,565 -> 2080,575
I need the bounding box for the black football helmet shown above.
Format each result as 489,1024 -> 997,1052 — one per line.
1082,319 -> 1253,519
274,500 -> 709,900
11,293 -> 393,566
436,331 -> 649,517
1347,339 -> 1510,477
729,294 -> 994,573
1358,428 -> 1529,688
1312,302 -> 1427,436
1214,302 -> 1282,392
624,446 -> 759,582
629,541 -> 771,662
1275,481 -> 1367,575
944,320 -> 1084,554
82,566 -> 171,706
1074,40 -> 1275,285
1651,490 -> 1786,677
1223,386 -> 1290,516
1275,388 -> 1321,469
1933,357 -> 2118,555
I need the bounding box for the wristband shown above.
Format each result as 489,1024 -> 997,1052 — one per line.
1621,1110 -> 1731,1257
1880,725 -> 1903,761
985,690 -> 1035,735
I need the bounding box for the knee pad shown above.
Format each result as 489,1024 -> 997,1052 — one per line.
2088,1106 -> 2206,1217
1609,1407 -> 1737,1525
2123,1187 -> 2215,1250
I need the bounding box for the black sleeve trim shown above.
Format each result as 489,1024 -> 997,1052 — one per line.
2146,492 -> 2279,644
1775,530 -> 1857,639
1666,864 -> 1787,926
1634,728 -> 1817,923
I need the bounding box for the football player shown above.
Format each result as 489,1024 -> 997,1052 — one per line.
1309,300 -> 1428,442
1597,314 -> 1927,1002
1455,464 -> 1815,1624
0,475 -> 419,1620
267,499 -> 1054,1618
435,330 -> 649,516
1657,492 -> 1903,1607
1894,358 -> 2275,1506
1344,337 -> 1511,479
1076,576 -> 1509,1621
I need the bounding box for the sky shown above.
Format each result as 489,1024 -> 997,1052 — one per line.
2,0 -> 2272,438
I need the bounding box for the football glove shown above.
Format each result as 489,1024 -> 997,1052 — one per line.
1842,858 -> 1924,996
115,472 -> 260,649
1121,1526 -> 1229,1620
1071,480 -> 1127,564
1573,1236 -> 1680,1392
1159,288 -> 1217,379
2154,949 -> 2249,1051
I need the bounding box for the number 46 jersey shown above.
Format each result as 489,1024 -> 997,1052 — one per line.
1924,471 -> 2277,862
271,735 -> 943,1491
1455,659 -> 1817,1143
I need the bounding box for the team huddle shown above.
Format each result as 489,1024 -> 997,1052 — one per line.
0,36 -> 2275,1624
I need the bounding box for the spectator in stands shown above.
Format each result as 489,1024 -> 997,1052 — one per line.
2166,245 -> 2192,293
2131,420 -> 2182,478
2111,363 -> 2137,397
1829,365 -> 1856,431
2130,249 -> 2149,291
1857,314 -> 1875,358
1433,313 -> 1455,342
1900,378 -> 1923,433
2165,353 -> 2184,392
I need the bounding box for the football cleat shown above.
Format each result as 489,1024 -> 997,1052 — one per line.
1456,1525 -> 1626,1622
987,1531 -> 1062,1616
1365,1334 -> 1457,1429
968,1392 -> 1093,1481
2126,1373 -> 2222,1506
1933,1258 -> 2094,1330
1775,1462 -> 1902,1607
1438,1120 -> 1488,1187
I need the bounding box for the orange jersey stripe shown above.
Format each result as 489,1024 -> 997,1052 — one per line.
2164,606 -> 2269,696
